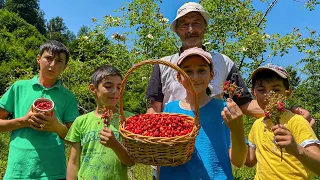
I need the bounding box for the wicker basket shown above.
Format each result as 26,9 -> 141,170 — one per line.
119,60 -> 200,166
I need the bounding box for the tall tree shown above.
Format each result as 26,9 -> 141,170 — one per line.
0,0 -> 4,9
47,16 -> 67,34
4,0 -> 46,34
286,65 -> 301,90
77,25 -> 90,37
0,10 -> 46,94
47,16 -> 75,45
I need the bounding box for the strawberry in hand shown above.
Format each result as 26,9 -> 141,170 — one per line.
264,91 -> 288,161
222,80 -> 243,99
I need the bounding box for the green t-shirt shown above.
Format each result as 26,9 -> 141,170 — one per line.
65,111 -> 134,180
0,76 -> 79,179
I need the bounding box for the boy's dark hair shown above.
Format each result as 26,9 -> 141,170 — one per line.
91,65 -> 122,88
252,70 -> 290,90
39,40 -> 70,64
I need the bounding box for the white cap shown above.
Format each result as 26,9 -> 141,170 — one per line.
170,2 -> 210,32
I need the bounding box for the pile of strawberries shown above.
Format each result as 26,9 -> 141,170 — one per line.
34,101 -> 53,110
125,114 -> 194,137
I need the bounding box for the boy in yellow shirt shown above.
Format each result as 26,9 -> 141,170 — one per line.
246,64 -> 320,179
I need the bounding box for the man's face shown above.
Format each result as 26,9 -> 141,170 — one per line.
176,12 -> 207,49
37,50 -> 67,81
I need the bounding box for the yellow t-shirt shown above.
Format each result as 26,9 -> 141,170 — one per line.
248,110 -> 319,180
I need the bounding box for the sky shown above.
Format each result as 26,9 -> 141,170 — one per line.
39,0 -> 320,76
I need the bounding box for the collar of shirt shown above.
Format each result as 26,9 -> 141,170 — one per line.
31,75 -> 62,90
179,45 -> 208,55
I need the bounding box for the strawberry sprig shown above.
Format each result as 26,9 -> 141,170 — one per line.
99,107 -> 115,127
98,108 -> 117,155
222,80 -> 243,99
264,91 -> 286,125
264,91 -> 287,161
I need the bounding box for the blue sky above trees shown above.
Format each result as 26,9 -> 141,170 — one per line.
39,0 -> 319,76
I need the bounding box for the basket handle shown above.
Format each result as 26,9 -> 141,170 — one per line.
119,59 -> 199,126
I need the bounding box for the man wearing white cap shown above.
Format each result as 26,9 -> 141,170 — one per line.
146,2 -> 315,179
146,2 -> 264,117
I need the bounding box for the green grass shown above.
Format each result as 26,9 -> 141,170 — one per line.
0,132 -> 9,179
1,132 -> 320,179
128,164 -> 153,180
233,166 -> 255,180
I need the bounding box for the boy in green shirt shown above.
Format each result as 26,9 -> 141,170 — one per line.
0,40 -> 79,179
66,65 -> 135,179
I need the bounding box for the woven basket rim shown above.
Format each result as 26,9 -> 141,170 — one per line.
119,59 -> 200,127
118,59 -> 201,153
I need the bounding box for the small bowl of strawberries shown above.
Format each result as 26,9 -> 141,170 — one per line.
32,98 -> 55,116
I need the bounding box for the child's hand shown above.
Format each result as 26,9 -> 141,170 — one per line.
221,98 -> 244,133
100,127 -> 118,149
20,106 -> 37,127
272,124 -> 300,156
29,111 -> 63,133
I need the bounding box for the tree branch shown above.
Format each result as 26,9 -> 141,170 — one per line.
238,0 -> 279,71
257,0 -> 279,27
78,104 -> 89,113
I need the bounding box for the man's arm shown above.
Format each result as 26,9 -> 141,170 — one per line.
0,107 -> 32,132
291,106 -> 316,127
146,64 -> 164,113
240,101 -> 315,122
147,100 -> 162,114
224,65 -> 265,118
240,100 -> 265,118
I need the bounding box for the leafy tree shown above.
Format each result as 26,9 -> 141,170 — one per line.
47,16 -> 75,45
4,0 -> 46,34
0,10 -> 46,94
61,23 -> 132,113
77,25 -> 90,37
1,0 -> 320,178
285,65 -> 301,90
47,16 -> 67,33
0,0 -> 4,9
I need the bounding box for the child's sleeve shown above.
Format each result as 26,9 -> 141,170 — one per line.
63,94 -> 79,123
163,102 -> 175,113
163,101 -> 184,114
0,83 -> 16,114
289,115 -> 320,147
248,122 -> 257,149
65,117 -> 81,143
